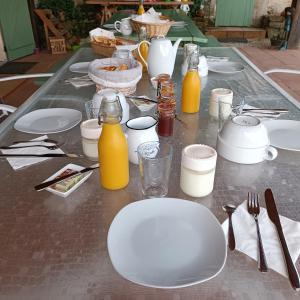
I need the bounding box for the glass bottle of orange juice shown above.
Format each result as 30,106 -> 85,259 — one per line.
137,26 -> 149,72
181,52 -> 201,113
137,0 -> 145,15
98,94 -> 129,190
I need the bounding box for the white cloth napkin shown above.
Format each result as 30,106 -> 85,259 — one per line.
65,75 -> 94,88
222,200 -> 300,277
242,104 -> 281,119
1,135 -> 64,170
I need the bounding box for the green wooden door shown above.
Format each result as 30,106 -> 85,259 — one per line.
0,0 -> 35,60
215,0 -> 255,27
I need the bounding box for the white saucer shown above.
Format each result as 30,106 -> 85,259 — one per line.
208,61 -> 245,74
14,108 -> 82,134
107,198 -> 227,288
263,119 -> 300,151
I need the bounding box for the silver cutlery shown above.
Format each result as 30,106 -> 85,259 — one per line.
0,153 -> 82,158
12,138 -> 58,145
247,192 -> 268,272
222,204 -> 236,251
126,96 -> 157,104
35,163 -> 99,191
0,144 -> 59,150
265,188 -> 300,290
243,108 -> 288,114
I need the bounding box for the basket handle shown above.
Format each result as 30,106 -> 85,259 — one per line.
137,41 -> 150,69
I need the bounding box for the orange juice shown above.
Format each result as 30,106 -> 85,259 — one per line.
137,0 -> 145,15
98,123 -> 129,190
181,70 -> 201,113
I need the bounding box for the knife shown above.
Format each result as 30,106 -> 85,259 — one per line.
34,163 -> 99,191
0,153 -> 83,158
265,188 -> 300,290
243,108 -> 288,114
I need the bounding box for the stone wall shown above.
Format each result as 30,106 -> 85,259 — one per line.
253,0 -> 292,26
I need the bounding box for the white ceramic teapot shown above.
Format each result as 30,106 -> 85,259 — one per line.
126,116 -> 159,164
138,37 -> 182,78
92,89 -> 129,124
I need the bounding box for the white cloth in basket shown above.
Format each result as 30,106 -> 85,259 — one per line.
88,58 -> 142,89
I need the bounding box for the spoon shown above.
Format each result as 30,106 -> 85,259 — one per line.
222,204 -> 236,251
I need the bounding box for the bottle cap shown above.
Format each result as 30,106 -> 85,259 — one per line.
181,144 -> 217,172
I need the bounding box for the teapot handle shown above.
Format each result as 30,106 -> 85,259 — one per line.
137,40 -> 150,68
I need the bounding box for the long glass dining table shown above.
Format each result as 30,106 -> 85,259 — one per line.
0,47 -> 299,299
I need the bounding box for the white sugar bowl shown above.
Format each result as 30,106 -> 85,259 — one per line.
217,115 -> 277,164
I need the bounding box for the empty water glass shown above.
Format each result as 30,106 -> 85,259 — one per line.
137,141 -> 173,198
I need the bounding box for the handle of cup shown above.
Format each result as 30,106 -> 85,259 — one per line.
264,146 -> 278,161
137,40 -> 150,69
114,21 -> 122,33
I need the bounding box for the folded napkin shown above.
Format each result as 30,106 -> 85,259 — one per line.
222,201 -> 300,277
242,104 -> 282,119
65,75 -> 94,88
1,135 -> 64,171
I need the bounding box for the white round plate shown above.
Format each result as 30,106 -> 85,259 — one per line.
263,119 -> 300,151
208,61 -> 245,74
14,108 -> 82,134
69,62 -> 90,73
107,198 -> 227,288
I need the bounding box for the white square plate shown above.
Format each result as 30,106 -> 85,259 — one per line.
45,163 -> 93,197
107,198 -> 227,288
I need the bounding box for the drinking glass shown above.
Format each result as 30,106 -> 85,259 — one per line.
137,141 -> 173,198
85,100 -> 100,119
218,98 -> 244,131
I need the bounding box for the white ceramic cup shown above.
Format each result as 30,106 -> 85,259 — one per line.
114,18 -> 132,36
126,116 -> 159,164
209,88 -> 233,119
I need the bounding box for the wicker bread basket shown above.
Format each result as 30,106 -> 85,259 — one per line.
91,37 -> 136,57
130,16 -> 174,38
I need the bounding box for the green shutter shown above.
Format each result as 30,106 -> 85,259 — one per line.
0,0 -> 35,60
215,0 -> 255,27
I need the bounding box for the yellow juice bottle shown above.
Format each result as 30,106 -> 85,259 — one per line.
98,95 -> 129,190
181,52 -> 201,113
137,0 -> 145,15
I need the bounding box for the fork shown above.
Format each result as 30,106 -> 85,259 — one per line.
12,138 -> 58,145
0,144 -> 59,150
247,192 -> 268,272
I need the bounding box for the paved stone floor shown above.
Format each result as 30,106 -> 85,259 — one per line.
239,46 -> 300,102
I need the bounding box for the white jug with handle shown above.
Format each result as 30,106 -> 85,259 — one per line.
92,89 -> 129,124
126,116 -> 159,164
138,37 -> 182,78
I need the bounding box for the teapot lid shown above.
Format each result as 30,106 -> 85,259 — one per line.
151,36 -> 169,42
97,88 -> 117,102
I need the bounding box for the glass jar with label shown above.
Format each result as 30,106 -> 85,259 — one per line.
80,119 -> 102,161
180,144 -> 217,197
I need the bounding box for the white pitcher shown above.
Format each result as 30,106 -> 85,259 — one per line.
114,18 -> 132,36
92,89 -> 129,124
126,116 -> 159,164
138,37 -> 182,78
